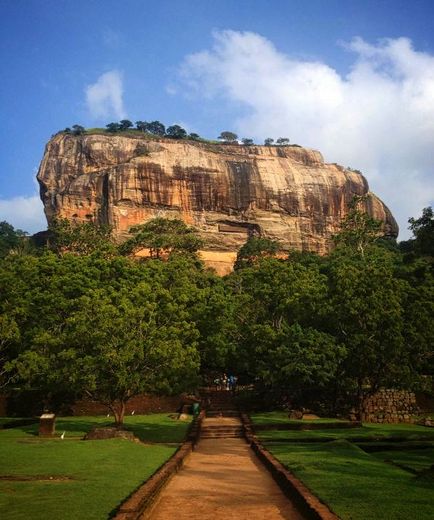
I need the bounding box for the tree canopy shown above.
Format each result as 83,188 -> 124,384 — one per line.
119,217 -> 204,258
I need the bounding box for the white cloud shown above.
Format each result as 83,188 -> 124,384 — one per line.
85,70 -> 126,120
179,31 -> 434,239
0,195 -> 46,234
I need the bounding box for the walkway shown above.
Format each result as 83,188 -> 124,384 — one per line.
147,417 -> 304,520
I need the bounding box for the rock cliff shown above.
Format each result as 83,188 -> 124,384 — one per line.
37,133 -> 398,272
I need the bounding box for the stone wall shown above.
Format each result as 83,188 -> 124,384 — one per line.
71,394 -> 183,416
363,389 -> 418,423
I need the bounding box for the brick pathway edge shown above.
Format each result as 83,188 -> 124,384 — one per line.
241,413 -> 340,520
114,411 -> 205,520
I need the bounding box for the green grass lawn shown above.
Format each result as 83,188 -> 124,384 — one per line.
0,414 -> 191,520
255,419 -> 434,520
250,411 -> 349,425
268,440 -> 434,520
371,448 -> 434,472
257,422 -> 434,443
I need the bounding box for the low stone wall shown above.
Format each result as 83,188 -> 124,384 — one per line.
241,414 -> 339,520
363,389 -> 418,423
71,394 -> 183,416
114,411 -> 204,520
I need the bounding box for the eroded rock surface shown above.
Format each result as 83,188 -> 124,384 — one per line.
37,133 -> 398,272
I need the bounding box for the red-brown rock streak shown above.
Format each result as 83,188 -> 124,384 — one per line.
37,133 -> 398,270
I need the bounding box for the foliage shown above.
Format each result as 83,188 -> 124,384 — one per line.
264,138 -> 274,145
166,124 -> 187,139
135,120 -> 148,132
226,257 -> 344,406
234,236 -> 280,270
333,195 -> 383,255
119,119 -> 133,130
48,218 -> 115,256
404,206 -> 434,258
0,252 -> 203,424
106,122 -> 121,132
276,137 -> 290,145
119,217 -> 203,258
71,124 -> 85,135
327,246 -> 406,414
218,131 -> 238,142
241,138 -> 254,145
189,132 -> 200,140
64,284 -> 199,424
0,221 -> 27,257
147,120 -> 166,136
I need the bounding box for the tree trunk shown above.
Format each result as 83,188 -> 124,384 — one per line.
113,401 -> 126,427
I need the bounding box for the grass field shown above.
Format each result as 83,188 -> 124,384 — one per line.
250,411 -> 349,425
255,418 -> 434,520
0,414 -> 191,520
255,421 -> 434,443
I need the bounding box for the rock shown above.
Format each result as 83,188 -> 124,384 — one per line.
84,426 -> 137,441
37,134 -> 398,273
289,409 -> 304,420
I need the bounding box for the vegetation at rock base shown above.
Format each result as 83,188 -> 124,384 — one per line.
119,217 -> 204,258
0,202 -> 433,422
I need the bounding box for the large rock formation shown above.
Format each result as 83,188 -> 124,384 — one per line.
37,133 -> 398,273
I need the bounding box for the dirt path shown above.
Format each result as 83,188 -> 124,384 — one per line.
147,418 -> 304,520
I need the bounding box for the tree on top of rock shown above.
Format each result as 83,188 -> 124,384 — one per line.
147,121 -> 166,136
218,131 -> 238,143
166,125 -> 187,139
119,120 -> 133,131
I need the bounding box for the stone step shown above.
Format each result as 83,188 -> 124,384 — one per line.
201,430 -> 243,438
206,410 -> 239,417
200,433 -> 244,439
201,427 -> 243,433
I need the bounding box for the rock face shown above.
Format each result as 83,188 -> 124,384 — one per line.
37,133 -> 398,272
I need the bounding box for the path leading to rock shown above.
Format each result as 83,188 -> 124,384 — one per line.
147,417 -> 304,520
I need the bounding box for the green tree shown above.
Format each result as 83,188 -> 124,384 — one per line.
147,121 -> 166,136
166,125 -> 187,139
49,218 -> 115,256
0,221 -> 28,258
227,257 -> 342,405
106,122 -> 121,133
1,252 -> 201,422
333,195 -> 383,256
264,138 -> 274,146
0,314 -> 20,388
72,124 -> 85,136
234,236 -> 280,270
120,218 -> 203,258
242,138 -> 254,145
65,285 -> 200,424
135,121 -> 148,132
276,137 -> 290,145
328,247 -> 405,417
406,207 -> 434,258
218,131 -> 238,143
189,133 -> 200,140
119,119 -> 133,131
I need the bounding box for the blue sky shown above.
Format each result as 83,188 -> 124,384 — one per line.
1,0 -> 433,238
